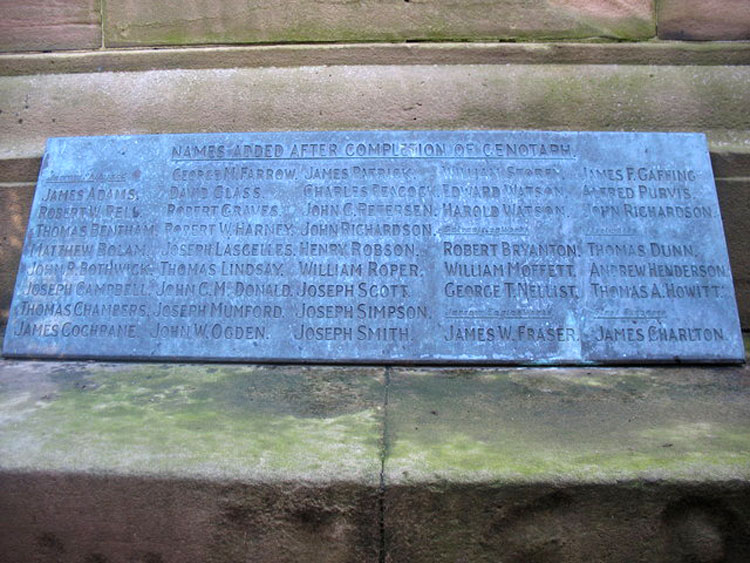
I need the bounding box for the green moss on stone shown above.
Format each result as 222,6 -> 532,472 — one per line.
386,367 -> 750,483
0,363 -> 384,482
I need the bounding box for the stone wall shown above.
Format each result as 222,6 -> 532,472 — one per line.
1,6 -> 749,560
2,0 -> 750,51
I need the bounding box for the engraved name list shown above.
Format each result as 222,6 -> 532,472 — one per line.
3,131 -> 744,363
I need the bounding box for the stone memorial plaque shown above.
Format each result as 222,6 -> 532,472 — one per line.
3,131 -> 744,363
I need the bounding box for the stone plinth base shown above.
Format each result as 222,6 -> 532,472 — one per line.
1,346 -> 748,561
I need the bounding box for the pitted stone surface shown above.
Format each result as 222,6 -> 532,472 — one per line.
383,352 -> 750,561
0,361 -> 384,562
2,131 -> 744,363
1,357 -> 749,562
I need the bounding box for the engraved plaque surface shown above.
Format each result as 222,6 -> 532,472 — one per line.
3,131 -> 744,363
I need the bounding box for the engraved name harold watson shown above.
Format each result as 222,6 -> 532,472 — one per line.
3,130 -> 744,364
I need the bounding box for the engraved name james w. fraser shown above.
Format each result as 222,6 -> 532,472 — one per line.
3,131 -> 744,363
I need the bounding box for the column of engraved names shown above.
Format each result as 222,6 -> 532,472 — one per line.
159,144 -> 294,345
437,142 -> 581,354
12,170 -> 151,344
293,156 -> 434,352
583,163 -> 732,347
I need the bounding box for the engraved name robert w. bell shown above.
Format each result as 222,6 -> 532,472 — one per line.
3,131 -> 744,363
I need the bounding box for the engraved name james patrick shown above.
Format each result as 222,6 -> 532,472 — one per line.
3,131 -> 744,363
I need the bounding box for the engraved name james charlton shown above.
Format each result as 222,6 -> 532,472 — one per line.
3,131 -> 744,363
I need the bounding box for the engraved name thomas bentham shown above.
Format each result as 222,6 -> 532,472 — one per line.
3,131 -> 744,363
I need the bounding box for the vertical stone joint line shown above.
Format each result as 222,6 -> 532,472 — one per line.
379,366 -> 391,563
653,0 -> 661,37
100,0 -> 106,49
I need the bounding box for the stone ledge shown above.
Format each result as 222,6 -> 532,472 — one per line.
0,356 -> 748,561
2,42 -> 749,77
0,361 -> 385,481
386,361 -> 750,485
1,64 -> 748,166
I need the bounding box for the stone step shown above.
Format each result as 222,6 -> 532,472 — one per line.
1,345 -> 748,561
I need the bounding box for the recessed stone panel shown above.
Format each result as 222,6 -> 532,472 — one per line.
2,131 -> 744,363
103,0 -> 655,47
